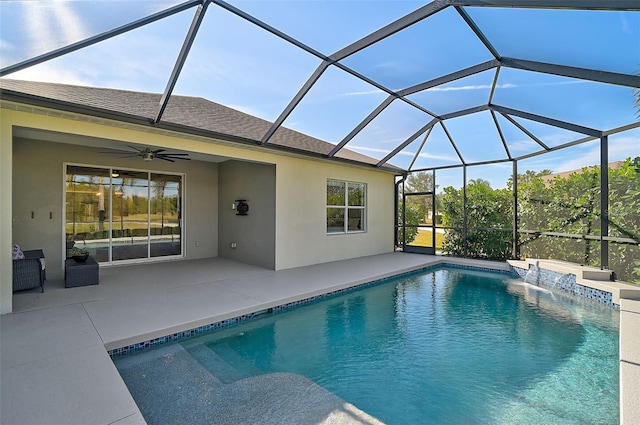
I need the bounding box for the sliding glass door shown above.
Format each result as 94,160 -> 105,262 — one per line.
66,165 -> 183,264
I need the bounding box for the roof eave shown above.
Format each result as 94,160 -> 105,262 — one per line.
0,88 -> 402,174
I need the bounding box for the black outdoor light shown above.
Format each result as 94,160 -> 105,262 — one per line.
235,199 -> 249,216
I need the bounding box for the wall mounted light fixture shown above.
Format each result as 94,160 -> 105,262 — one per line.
235,199 -> 249,216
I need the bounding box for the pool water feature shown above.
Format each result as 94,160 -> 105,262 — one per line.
114,268 -> 619,425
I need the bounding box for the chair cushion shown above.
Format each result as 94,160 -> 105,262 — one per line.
12,244 -> 25,260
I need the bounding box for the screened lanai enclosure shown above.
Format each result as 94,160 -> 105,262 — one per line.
1,1 -> 639,281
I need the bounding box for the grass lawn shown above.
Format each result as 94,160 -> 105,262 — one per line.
408,228 -> 446,249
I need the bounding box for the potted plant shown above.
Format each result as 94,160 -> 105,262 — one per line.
70,247 -> 90,263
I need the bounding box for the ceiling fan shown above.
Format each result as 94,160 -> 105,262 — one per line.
100,145 -> 190,162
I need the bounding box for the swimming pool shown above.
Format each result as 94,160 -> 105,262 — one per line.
114,267 -> 619,424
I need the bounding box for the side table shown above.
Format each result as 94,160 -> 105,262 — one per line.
65,257 -> 99,288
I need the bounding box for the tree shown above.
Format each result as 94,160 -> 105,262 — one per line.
440,180 -> 512,260
405,171 -> 436,193
467,178 -> 492,188
517,159 -> 639,283
397,203 -> 423,245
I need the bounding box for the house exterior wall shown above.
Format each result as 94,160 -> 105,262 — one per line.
12,138 -> 219,280
0,103 -> 396,313
1,114 -> 13,314
218,160 -> 276,269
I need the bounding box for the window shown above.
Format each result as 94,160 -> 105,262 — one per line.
327,179 -> 366,234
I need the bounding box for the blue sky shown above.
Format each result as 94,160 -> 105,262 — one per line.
1,1 -> 638,189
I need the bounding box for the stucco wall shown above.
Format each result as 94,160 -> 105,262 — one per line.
0,114 -> 12,314
274,156 -> 395,270
218,160 -> 276,269
12,138 -> 218,280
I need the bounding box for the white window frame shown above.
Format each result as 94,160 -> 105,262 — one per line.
326,179 -> 366,235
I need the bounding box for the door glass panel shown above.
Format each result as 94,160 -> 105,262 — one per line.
112,170 -> 149,261
405,194 -> 434,248
150,173 -> 182,257
65,166 -> 111,262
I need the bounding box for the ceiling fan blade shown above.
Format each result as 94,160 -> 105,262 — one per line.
152,149 -> 166,154
99,149 -> 133,154
160,153 -> 189,156
157,156 -> 176,162
127,145 -> 144,153
160,156 -> 191,161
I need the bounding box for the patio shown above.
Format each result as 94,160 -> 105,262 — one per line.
1,252 -> 510,425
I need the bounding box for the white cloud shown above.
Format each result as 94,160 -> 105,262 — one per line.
7,62 -> 93,86
416,152 -> 459,161
620,14 -> 632,35
427,83 -> 516,92
25,1 -> 90,57
343,89 -> 384,96
553,134 -> 640,173
508,139 -> 540,153
373,61 -> 404,73
349,144 -> 459,162
348,145 -> 392,155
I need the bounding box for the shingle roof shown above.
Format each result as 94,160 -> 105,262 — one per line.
0,79 -> 385,168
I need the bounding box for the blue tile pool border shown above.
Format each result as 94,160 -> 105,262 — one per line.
108,263 -> 516,358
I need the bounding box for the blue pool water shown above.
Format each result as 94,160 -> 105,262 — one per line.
114,268 -> 619,424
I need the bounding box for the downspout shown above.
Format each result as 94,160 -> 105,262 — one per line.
395,174 -> 406,251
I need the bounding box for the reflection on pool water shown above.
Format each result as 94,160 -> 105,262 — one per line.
114,268 -> 619,425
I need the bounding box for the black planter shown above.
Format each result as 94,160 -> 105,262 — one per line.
72,254 -> 89,263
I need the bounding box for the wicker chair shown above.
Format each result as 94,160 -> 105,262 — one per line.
13,249 -> 46,293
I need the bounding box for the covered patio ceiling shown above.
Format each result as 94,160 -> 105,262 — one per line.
1,0 -> 639,173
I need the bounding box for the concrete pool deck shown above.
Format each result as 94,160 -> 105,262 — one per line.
2,253 -> 511,425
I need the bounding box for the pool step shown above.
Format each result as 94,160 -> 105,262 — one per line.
113,343 -> 224,418
185,343 -> 262,383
